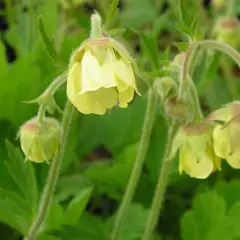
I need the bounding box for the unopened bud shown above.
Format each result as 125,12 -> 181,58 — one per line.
214,17 -> 240,48
212,0 -> 225,10
19,117 -> 61,163
154,77 -> 177,101
173,52 -> 186,66
166,98 -> 188,120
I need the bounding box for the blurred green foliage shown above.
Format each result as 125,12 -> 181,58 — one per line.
0,0 -> 240,239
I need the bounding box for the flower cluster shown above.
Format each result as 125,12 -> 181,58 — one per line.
172,102 -> 240,179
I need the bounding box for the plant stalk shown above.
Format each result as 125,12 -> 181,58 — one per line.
142,121 -> 179,240
112,89 -> 157,240
25,101 -> 75,240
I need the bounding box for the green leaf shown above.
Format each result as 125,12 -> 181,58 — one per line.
104,0 -> 120,30
64,187 -> 93,225
0,188 -> 31,235
140,33 -> 160,70
0,41 -> 8,80
120,0 -> 158,29
180,191 -> 233,240
52,213 -> 109,240
37,16 -> 64,67
100,96 -> 146,153
84,144 -> 137,200
108,204 -> 149,240
44,202 -> 64,232
215,180 -> 240,209
56,175 -> 92,202
228,202 -> 240,237
5,140 -> 38,211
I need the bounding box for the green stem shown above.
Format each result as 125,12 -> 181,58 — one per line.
111,89 -> 157,240
37,105 -> 46,123
45,73 -> 67,95
142,121 -> 179,240
198,40 -> 240,68
177,42 -> 200,101
25,101 -> 75,240
90,13 -> 102,38
188,78 -> 204,120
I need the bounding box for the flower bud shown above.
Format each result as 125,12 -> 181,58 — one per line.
214,17 -> 240,48
67,37 -> 139,115
170,122 -> 221,179
173,52 -> 186,66
19,117 -> 61,163
208,102 -> 240,168
212,0 -> 225,10
154,77 -> 177,102
165,98 -> 188,120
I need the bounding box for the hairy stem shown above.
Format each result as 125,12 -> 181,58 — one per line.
199,40 -> 240,68
177,42 -> 200,101
90,13 -> 102,38
112,89 -> 157,240
142,121 -> 179,240
25,101 -> 75,240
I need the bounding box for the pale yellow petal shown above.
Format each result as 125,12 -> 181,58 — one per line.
80,50 -> 102,93
229,123 -> 240,154
207,106 -> 232,122
100,48 -> 118,88
213,124 -> 231,159
179,144 -> 214,179
118,88 -> 134,108
72,88 -> 117,115
167,127 -> 185,161
115,59 -> 137,91
226,150 -> 240,168
67,62 -> 81,104
187,134 -> 210,160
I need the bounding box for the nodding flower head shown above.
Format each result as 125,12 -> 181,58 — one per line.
67,37 -> 139,115
208,102 -> 240,168
171,121 -> 221,179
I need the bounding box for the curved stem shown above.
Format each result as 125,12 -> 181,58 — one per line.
37,105 -> 46,123
198,40 -> 240,68
177,42 -> 200,101
142,121 -> 179,240
111,89 -> 157,240
25,101 -> 75,240
45,73 -> 67,95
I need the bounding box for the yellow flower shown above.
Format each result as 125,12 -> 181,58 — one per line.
208,102 -> 240,168
19,117 -> 61,163
67,38 -> 139,115
172,122 -> 221,179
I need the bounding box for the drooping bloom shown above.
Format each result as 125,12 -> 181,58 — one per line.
19,117 -> 61,163
67,38 -> 139,115
207,102 -> 240,168
171,122 -> 221,179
